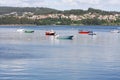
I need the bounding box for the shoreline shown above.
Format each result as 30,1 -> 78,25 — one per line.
0,24 -> 37,26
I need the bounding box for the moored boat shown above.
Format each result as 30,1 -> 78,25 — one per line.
45,30 -> 55,35
16,29 -> 25,32
24,30 -> 34,33
110,29 -> 120,33
78,30 -> 91,34
88,31 -> 96,35
55,35 -> 74,40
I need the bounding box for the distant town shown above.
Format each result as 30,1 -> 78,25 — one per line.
15,12 -> 119,21
0,7 -> 120,25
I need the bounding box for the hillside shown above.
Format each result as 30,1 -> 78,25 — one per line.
0,7 -> 60,15
0,7 -> 120,15
0,7 -> 120,25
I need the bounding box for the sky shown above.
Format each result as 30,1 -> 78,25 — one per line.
0,0 -> 120,11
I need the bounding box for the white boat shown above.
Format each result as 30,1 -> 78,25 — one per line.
55,35 -> 74,40
110,30 -> 120,33
88,31 -> 96,35
16,29 -> 25,32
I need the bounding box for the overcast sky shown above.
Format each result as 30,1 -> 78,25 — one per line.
0,0 -> 120,11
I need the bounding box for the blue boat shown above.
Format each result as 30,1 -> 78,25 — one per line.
88,31 -> 96,35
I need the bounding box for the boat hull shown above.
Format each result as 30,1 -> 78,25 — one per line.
16,29 -> 25,32
79,31 -> 90,34
110,30 -> 120,33
45,32 -> 55,35
88,31 -> 96,35
24,31 -> 34,33
88,33 -> 96,35
56,36 -> 73,40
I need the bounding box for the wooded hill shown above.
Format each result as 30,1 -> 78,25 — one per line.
0,7 -> 60,15
0,6 -> 119,15
0,7 -> 120,25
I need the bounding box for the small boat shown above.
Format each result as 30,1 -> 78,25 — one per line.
45,30 -> 55,35
24,30 -> 34,33
110,30 -> 120,33
79,30 -> 91,34
88,31 -> 96,35
55,35 -> 74,40
16,29 -> 25,32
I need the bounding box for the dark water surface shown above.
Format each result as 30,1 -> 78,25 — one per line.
0,26 -> 120,80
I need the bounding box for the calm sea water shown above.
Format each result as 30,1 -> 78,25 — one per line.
0,25 -> 120,80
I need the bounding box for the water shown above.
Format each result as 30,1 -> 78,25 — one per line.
0,25 -> 120,80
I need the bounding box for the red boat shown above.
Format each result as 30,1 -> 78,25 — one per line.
78,30 -> 90,34
45,30 -> 55,35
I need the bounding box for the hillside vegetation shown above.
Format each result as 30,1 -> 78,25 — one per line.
0,7 -> 119,15
0,7 -> 120,25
